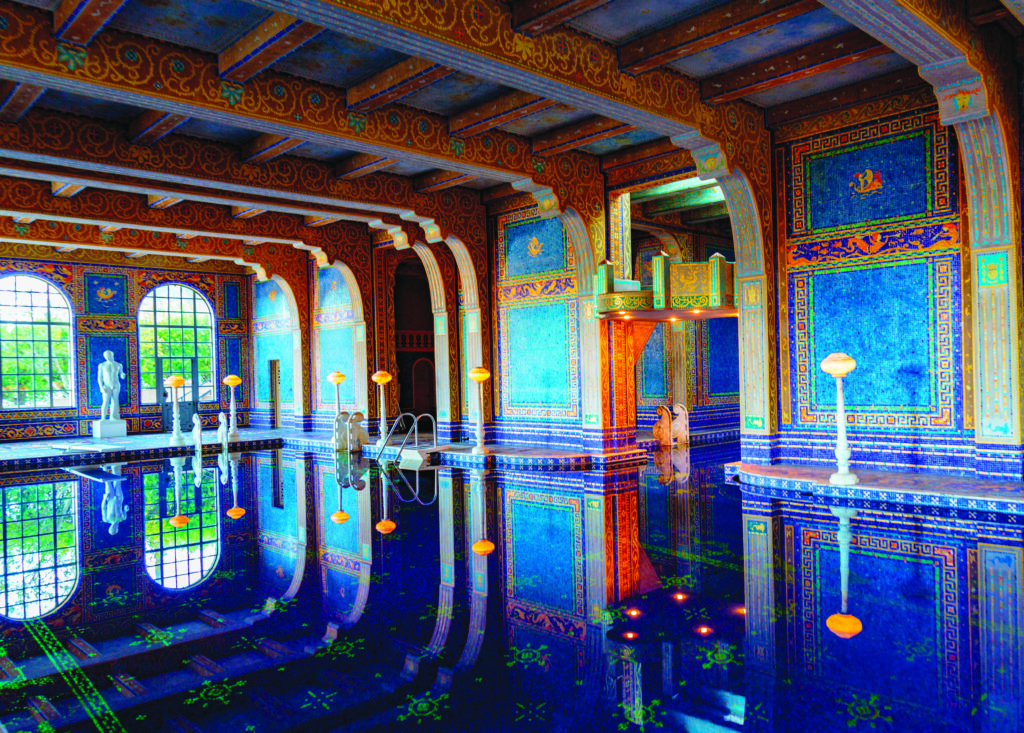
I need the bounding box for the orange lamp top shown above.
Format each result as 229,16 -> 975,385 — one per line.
169,514 -> 190,528
826,613 -> 863,639
330,510 -> 350,524
164,375 -> 186,388
226,506 -> 246,519
472,538 -> 495,556
327,371 -> 346,385
469,367 -> 491,384
222,374 -> 242,387
371,371 -> 392,385
375,518 -> 396,534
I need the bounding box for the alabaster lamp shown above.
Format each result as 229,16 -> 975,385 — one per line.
164,375 -> 186,446
820,353 -> 858,486
826,507 -> 862,639
222,374 -> 242,440
327,372 -> 346,414
469,367 -> 491,456
371,370 -> 392,447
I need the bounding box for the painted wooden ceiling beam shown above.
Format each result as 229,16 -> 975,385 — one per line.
232,206 -> 267,219
413,170 -> 475,193
701,29 -> 887,104
219,12 -> 322,83
512,0 -> 609,36
128,109 -> 190,146
51,181 -> 85,197
54,0 -> 130,47
347,57 -> 454,113
0,81 -> 45,123
619,0 -> 822,74
335,153 -> 398,179
147,194 -> 183,209
765,67 -> 928,127
680,202 -> 730,222
0,176 -> 370,260
449,90 -> 558,138
532,116 -> 634,157
241,133 -> 306,164
0,4 -> 550,198
642,186 -> 724,217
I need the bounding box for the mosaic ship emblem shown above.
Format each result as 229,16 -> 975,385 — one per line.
95,286 -> 117,301
850,168 -> 883,196
527,236 -> 543,257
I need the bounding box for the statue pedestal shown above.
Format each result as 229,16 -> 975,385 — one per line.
91,419 -> 127,439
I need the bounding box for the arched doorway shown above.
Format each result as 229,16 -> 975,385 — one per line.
394,258 -> 436,419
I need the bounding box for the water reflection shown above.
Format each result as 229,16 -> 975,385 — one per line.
0,443 -> 1021,731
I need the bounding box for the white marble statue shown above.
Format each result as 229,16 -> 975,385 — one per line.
218,450 -> 230,485
652,405 -> 673,446
671,404 -> 689,445
97,350 -> 125,421
333,411 -> 350,451
101,483 -> 128,535
191,413 -> 203,452
347,412 -> 370,452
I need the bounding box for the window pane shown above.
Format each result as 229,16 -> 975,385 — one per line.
138,285 -> 217,405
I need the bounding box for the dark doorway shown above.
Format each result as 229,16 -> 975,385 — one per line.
269,359 -> 280,428
394,257 -> 435,418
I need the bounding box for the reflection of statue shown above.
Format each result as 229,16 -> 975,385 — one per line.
191,414 -> 203,451
216,411 -> 228,449
101,483 -> 128,535
347,412 -> 370,452
97,350 -> 125,421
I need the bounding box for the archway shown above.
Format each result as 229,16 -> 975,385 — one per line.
394,257 -> 436,419
313,261 -> 369,428
251,274 -> 303,430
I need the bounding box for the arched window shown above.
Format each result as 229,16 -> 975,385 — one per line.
138,284 -> 216,404
143,460 -> 220,589
0,479 -> 80,620
0,275 -> 74,410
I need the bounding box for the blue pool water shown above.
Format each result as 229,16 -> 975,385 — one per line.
0,443 -> 1019,731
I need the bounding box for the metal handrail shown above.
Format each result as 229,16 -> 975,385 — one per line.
381,462 -> 438,506
374,412 -> 418,461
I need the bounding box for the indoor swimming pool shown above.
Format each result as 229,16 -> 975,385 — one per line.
0,443 -> 1019,732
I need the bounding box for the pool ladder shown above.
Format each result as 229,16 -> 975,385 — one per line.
374,412 -> 441,468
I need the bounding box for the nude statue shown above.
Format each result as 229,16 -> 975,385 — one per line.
97,350 -> 125,421
347,412 -> 370,452
101,483 -> 128,535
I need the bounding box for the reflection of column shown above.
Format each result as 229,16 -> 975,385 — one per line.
978,542 -> 1022,732
455,469 -> 490,674
742,497 -> 782,731
827,506 -> 862,639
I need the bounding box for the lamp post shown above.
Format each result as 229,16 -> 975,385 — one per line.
820,353 -> 858,486
330,455 -> 350,525
164,375 -> 186,446
168,455 -> 189,527
371,370 -> 392,448
826,506 -> 862,639
222,374 -> 241,440
469,367 -> 491,456
327,371 -> 346,446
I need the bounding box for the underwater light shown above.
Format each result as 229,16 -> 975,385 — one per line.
695,625 -> 713,636
626,608 -> 640,617
623,631 -> 638,640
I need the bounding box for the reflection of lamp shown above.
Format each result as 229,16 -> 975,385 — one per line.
330,457 -> 350,524
165,375 -> 186,446
374,465 -> 395,534
820,353 -> 858,486
826,506 -> 862,639
469,367 -> 491,456
222,374 -> 241,440
169,456 -> 189,527
226,454 -> 245,519
371,370 -> 392,447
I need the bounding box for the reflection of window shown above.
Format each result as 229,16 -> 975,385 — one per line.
0,480 -> 79,620
143,463 -> 220,589
138,284 -> 216,404
0,275 -> 74,410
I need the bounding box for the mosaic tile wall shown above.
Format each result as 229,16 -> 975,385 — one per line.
0,256 -> 250,441
251,278 -> 295,429
493,206 -> 582,447
776,106 -> 968,473
312,266 -> 358,427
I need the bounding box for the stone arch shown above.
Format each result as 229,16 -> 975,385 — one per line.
409,242 -> 454,433
444,235 -> 486,442
270,273 -> 305,429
